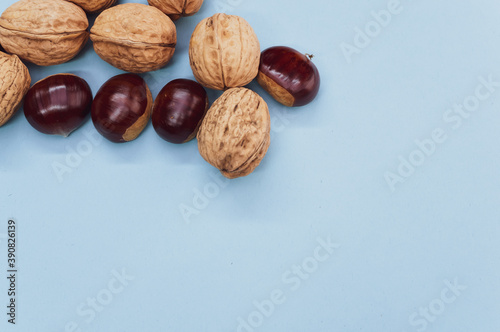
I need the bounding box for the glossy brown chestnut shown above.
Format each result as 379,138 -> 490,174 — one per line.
24,74 -> 92,136
91,74 -> 152,143
152,79 -> 208,144
257,46 -> 320,107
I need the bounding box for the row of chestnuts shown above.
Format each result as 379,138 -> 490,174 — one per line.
23,73 -> 209,145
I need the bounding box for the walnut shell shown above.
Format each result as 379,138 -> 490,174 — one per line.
148,0 -> 203,21
90,3 -> 177,73
0,51 -> 31,127
189,13 -> 260,90
197,88 -> 270,179
65,0 -> 117,14
0,0 -> 89,66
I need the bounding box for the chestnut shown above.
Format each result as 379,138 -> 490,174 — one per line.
24,74 -> 92,137
91,74 -> 152,143
257,46 -> 320,107
152,79 -> 208,144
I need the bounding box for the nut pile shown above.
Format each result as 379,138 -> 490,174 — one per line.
0,0 -> 320,179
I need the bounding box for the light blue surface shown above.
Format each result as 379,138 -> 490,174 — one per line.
1,0 -> 500,331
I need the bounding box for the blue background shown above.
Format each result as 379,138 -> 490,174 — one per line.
1,0 -> 500,331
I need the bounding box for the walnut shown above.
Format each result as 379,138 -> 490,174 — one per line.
90,3 -> 177,73
148,0 -> 203,21
189,13 -> 260,90
65,0 -> 117,14
197,88 -> 270,179
0,0 -> 89,66
0,51 -> 31,127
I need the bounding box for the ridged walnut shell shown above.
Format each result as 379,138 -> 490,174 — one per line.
189,13 -> 260,90
0,51 -> 31,127
197,88 -> 270,179
90,3 -> 177,73
0,0 -> 89,66
148,0 -> 203,21
65,0 -> 117,14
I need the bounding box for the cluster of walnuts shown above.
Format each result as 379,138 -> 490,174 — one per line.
0,0 -> 272,179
